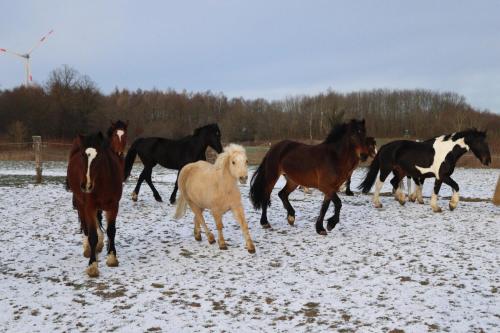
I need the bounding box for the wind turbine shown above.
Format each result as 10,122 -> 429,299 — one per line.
0,30 -> 54,86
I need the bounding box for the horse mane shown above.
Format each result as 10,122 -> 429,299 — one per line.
322,122 -> 349,144
214,144 -> 245,170
193,123 -> 218,136
451,128 -> 486,141
107,120 -> 128,138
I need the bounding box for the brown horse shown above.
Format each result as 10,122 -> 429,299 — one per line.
107,120 -> 128,167
250,119 -> 370,235
67,132 -> 123,277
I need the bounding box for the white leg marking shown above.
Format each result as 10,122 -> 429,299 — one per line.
449,190 -> 459,210
431,193 -> 442,213
373,176 -> 384,208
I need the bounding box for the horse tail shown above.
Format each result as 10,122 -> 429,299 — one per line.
250,153 -> 272,210
124,139 -> 141,180
174,190 -> 188,219
359,155 -> 380,193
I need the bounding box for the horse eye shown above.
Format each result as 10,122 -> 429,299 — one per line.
232,161 -> 235,165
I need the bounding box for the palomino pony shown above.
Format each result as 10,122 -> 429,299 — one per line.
67,132 -> 123,277
174,144 -> 255,253
124,124 -> 223,204
359,129 -> 491,212
250,119 -> 370,235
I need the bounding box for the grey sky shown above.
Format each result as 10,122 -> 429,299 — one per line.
1,1 -> 499,113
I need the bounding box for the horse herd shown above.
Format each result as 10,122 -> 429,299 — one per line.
66,119 -> 491,277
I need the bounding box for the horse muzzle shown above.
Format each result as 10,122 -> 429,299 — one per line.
239,176 -> 248,184
80,182 -> 94,193
482,156 -> 491,166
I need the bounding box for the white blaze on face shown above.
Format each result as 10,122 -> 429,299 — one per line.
416,135 -> 469,179
116,130 -> 124,142
85,148 -> 97,189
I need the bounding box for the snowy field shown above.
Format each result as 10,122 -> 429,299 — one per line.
0,161 -> 499,332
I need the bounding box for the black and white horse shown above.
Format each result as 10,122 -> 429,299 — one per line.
359,129 -> 491,212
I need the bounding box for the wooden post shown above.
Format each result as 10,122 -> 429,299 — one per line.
33,136 -> 42,183
493,175 -> 500,206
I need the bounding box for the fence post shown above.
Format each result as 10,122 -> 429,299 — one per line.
33,136 -> 42,183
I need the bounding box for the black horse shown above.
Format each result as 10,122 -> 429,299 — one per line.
359,129 -> 491,212
124,124 -> 223,203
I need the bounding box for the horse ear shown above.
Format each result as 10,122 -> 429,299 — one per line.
97,131 -> 104,141
361,118 -> 365,124
76,134 -> 85,147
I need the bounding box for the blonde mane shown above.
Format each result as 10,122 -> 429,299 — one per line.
214,143 -> 246,170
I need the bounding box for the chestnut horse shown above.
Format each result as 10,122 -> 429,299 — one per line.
250,119 -> 370,235
67,132 -> 123,277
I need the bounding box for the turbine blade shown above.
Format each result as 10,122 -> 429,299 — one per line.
0,48 -> 25,58
27,29 -> 54,55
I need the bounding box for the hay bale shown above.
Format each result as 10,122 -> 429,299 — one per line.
493,175 -> 500,206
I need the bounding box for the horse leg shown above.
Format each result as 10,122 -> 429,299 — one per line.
278,177 -> 298,226
212,211 -> 227,250
373,168 -> 391,208
193,216 -> 202,241
143,166 -> 163,202
430,179 -> 443,213
78,208 -> 91,258
416,178 -> 425,204
315,195 -> 331,236
345,177 -> 354,196
391,172 -> 406,206
84,207 -> 100,277
96,210 -> 104,253
260,178 -> 280,229
326,192 -> 342,231
105,209 -> 119,267
231,205 -> 255,254
192,206 -> 215,244
443,176 -> 460,211
132,167 -> 148,201
169,171 -> 180,204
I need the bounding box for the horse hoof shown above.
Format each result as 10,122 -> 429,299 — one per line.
261,223 -> 272,229
449,203 -> 456,211
106,254 -> 119,267
208,238 -> 216,245
155,196 -> 163,203
86,262 -> 99,278
247,247 -> 256,254
131,192 -> 138,202
194,234 -> 202,241
326,223 -> 336,231
317,230 -> 328,236
345,191 -> 354,196
374,203 -> 383,209
287,215 -> 295,226
219,244 -> 228,250
433,207 -> 443,213
398,200 -> 406,206
169,197 -> 175,204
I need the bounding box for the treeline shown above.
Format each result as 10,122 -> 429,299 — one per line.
1,65 -> 499,145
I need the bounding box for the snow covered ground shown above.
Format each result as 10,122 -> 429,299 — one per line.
0,162 -> 498,332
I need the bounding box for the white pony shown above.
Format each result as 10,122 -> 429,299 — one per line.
174,144 -> 255,253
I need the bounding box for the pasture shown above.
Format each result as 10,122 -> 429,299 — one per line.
0,161 -> 498,332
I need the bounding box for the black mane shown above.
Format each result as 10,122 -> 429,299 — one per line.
323,122 -> 349,144
451,128 -> 485,141
193,123 -> 218,136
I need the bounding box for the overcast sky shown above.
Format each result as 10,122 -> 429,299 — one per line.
1,1 -> 499,113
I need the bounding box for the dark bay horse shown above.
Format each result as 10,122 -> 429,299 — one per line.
359,129 -> 491,212
250,119 -> 370,235
67,132 -> 123,277
124,123 -> 223,204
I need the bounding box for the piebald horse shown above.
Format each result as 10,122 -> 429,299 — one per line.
174,144 -> 255,253
360,129 -> 491,212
